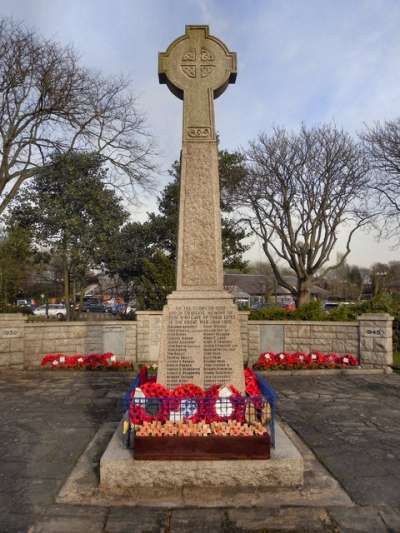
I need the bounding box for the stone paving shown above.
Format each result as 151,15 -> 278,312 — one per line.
0,370 -> 399,532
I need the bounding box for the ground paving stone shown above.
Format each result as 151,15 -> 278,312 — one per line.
377,504 -> 400,531
0,370 -> 400,532
227,507 -> 336,532
328,506 -> 388,533
0,511 -> 43,533
266,373 -> 400,510
169,509 -> 231,532
105,507 -> 170,533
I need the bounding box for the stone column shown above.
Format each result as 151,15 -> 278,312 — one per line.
0,313 -> 25,369
156,26 -> 245,392
358,313 -> 394,372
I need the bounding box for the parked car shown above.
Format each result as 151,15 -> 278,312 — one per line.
16,299 -> 36,311
108,303 -> 124,314
251,303 -> 272,311
33,304 -> 67,320
279,303 -> 296,310
80,302 -> 107,313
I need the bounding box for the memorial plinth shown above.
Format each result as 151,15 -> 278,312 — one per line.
157,25 -> 245,392
100,420 -> 303,498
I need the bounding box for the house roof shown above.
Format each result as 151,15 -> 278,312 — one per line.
224,285 -> 251,299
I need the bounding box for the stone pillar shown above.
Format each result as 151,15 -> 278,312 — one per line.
157,26 -> 245,392
358,313 -> 394,372
0,313 -> 25,369
136,311 -> 162,365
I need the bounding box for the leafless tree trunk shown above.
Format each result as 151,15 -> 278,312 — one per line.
231,124 -> 371,307
361,118 -> 400,246
0,18 -> 156,217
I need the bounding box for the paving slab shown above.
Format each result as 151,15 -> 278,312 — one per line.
227,506 -> 336,532
328,506 -> 388,533
105,507 -> 170,533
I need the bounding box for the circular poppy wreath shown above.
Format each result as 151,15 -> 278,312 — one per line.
170,383 -> 205,421
130,382 -> 173,424
201,384 -> 246,423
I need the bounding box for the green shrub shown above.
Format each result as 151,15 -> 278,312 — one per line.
249,306 -> 295,321
293,301 -> 325,321
0,303 -> 32,315
115,310 -> 136,321
325,304 -> 362,321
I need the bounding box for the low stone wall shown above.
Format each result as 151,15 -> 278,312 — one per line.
0,312 -> 393,371
0,314 -> 137,369
247,313 -> 393,371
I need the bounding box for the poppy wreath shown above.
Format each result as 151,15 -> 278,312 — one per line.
201,383 -> 246,423
41,353 -> 72,368
130,382 -> 173,424
202,384 -> 223,423
40,352 -> 133,370
337,354 -> 359,366
253,351 -> 359,370
172,383 -> 205,422
244,367 -> 262,409
130,368 -> 269,427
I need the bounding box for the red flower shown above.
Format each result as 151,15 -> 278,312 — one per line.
253,350 -> 359,370
173,383 -> 205,398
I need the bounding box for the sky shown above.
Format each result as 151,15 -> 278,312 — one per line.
2,0 -> 400,268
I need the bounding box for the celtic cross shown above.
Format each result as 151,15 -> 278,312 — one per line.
157,28 -> 245,393
159,26 -> 237,291
159,25 -> 237,143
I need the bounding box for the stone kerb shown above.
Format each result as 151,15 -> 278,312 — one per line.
358,313 -> 393,372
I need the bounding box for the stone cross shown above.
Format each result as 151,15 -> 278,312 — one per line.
159,25 -> 237,144
159,26 -> 237,291
157,26 -> 245,393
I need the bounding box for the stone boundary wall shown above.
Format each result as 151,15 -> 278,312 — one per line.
0,312 -> 393,371
0,314 -> 137,369
247,313 -> 393,371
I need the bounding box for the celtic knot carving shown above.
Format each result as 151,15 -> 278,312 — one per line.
201,65 -> 215,78
182,48 -> 196,61
201,48 -> 214,61
182,65 -> 196,78
180,47 -> 216,80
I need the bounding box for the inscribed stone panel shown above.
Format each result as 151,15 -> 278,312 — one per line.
149,315 -> 162,359
259,324 -> 284,354
103,325 -> 125,356
158,300 -> 245,391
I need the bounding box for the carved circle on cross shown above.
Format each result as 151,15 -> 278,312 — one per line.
159,26 -> 237,101
181,47 -> 216,79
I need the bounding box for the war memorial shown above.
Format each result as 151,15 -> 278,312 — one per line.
98,26 -> 304,503
1,17 -> 400,533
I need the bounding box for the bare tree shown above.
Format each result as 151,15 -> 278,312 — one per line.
0,18 -> 155,217
361,118 -> 400,246
232,124 -> 371,307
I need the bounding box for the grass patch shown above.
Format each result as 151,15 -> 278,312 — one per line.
393,352 -> 400,367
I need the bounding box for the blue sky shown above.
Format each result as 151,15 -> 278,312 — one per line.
3,0 -> 400,267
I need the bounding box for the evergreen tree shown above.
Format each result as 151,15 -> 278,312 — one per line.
9,151 -> 128,319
